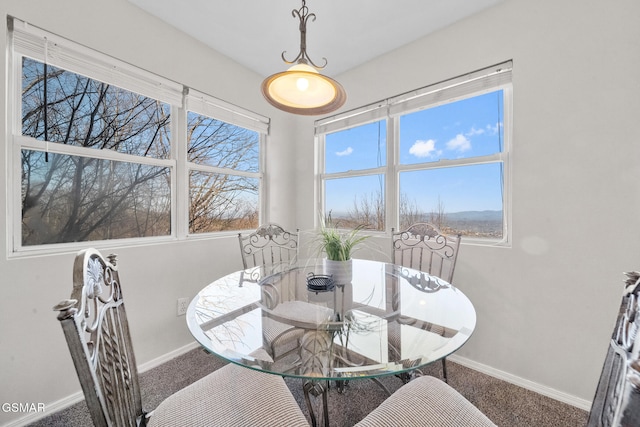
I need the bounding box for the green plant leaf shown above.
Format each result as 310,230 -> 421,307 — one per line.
315,216 -> 370,261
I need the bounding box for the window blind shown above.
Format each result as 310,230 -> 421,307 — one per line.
315,61 -> 512,134
388,61 -> 512,116
186,89 -> 270,134
10,17 -> 184,106
315,101 -> 389,135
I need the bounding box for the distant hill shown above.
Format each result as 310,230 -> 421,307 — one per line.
328,209 -> 503,237
442,210 -> 502,237
328,210 -> 502,222
445,210 -> 502,221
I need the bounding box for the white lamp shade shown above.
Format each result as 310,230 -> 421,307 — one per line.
262,63 -> 346,115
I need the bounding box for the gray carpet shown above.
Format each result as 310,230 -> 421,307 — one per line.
27,348 -> 588,427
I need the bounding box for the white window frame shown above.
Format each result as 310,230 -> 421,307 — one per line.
183,89 -> 268,238
7,17 -> 269,257
315,61 -> 513,246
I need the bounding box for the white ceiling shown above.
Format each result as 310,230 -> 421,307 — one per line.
127,0 -> 503,77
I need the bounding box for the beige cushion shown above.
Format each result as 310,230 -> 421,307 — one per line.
263,300 -> 334,359
269,300 -> 335,325
355,376 -> 496,427
148,363 -> 309,427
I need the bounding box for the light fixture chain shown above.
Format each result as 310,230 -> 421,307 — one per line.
281,0 -> 328,69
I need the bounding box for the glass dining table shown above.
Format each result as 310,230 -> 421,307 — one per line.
186,258 -> 476,427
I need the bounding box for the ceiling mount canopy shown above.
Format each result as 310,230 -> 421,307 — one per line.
261,0 -> 346,116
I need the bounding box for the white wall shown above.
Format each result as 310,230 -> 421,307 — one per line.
295,0 -> 640,405
1,0 -> 639,425
0,1 -> 298,425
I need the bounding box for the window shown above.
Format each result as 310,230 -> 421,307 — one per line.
20,58 -> 173,246
186,93 -> 263,233
8,18 -> 268,254
316,62 -> 512,243
324,120 -> 386,230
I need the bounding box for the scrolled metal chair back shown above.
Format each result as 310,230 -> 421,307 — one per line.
588,273 -> 640,427
238,223 -> 299,271
394,266 -> 451,294
391,223 -> 461,284
53,248 -> 144,427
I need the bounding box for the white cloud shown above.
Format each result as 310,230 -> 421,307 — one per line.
409,139 -> 440,158
466,126 -> 485,136
486,122 -> 502,135
335,147 -> 353,156
446,134 -> 471,152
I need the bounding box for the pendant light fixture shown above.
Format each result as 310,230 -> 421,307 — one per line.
261,0 -> 346,116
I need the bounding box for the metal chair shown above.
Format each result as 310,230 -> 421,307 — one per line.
238,223 -> 303,361
391,222 -> 462,383
355,375 -> 495,427
587,271 -> 640,426
53,248 -> 309,427
391,222 -> 461,284
238,223 -> 299,271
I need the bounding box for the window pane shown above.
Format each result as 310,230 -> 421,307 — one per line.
325,175 -> 385,231
399,163 -> 503,238
189,171 -> 258,233
21,150 -> 171,245
399,90 -> 503,165
187,112 -> 259,172
325,120 -> 386,173
21,58 -> 171,159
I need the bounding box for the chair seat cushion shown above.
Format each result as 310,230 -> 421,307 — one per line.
148,363 -> 309,427
355,375 -> 495,427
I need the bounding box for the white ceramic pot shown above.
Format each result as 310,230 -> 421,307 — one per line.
323,258 -> 354,317
323,258 -> 353,285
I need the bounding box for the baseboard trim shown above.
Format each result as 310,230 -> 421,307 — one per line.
1,342 -> 200,427
448,354 -> 592,411
138,341 -> 200,374
0,391 -> 85,427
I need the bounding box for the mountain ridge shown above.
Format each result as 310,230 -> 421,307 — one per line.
444,210 -> 502,221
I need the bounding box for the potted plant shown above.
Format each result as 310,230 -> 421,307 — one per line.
319,223 -> 369,262
315,215 -> 369,285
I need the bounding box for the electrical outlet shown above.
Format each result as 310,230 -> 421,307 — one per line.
177,298 -> 189,316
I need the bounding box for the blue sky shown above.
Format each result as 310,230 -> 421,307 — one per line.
325,90 -> 504,214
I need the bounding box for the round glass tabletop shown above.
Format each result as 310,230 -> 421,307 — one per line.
186,258 -> 476,381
